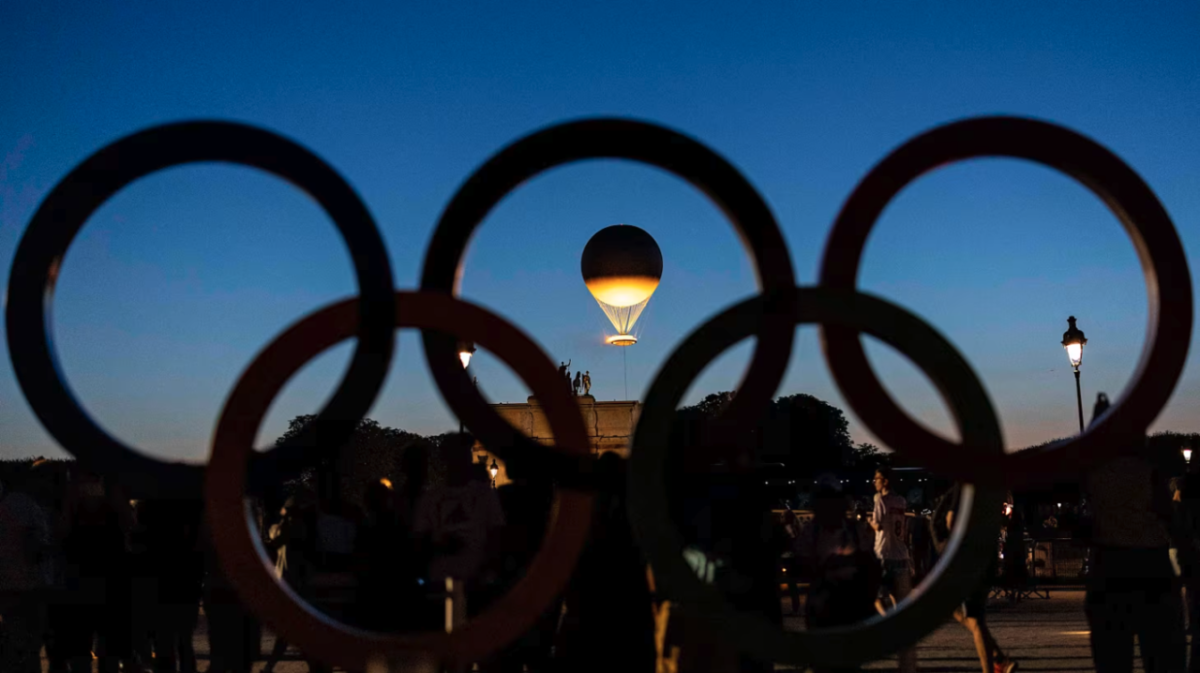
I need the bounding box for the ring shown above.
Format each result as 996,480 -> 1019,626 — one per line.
820,116 -> 1192,486
7,115 -> 1191,671
5,121 -> 396,499
419,119 -> 796,466
205,291 -> 593,671
626,288 -> 1005,667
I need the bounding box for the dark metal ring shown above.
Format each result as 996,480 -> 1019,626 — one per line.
419,118 -> 796,465
9,115 -> 1191,672
626,288 -> 1005,668
5,121 -> 396,499
819,116 -> 1193,487
206,291 -> 593,672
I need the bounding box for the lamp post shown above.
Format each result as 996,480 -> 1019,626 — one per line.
457,341 -> 476,433
1061,316 -> 1088,433
489,458 -> 499,488
1184,447 -> 1193,465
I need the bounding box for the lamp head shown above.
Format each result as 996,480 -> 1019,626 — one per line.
1061,316 -> 1087,369
458,340 -> 476,369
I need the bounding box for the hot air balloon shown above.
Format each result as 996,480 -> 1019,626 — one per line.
581,224 -> 662,346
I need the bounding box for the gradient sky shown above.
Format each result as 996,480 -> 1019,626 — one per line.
2,3 -> 1198,464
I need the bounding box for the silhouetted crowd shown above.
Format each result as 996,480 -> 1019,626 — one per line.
0,435 -> 657,673
773,392 -> 1200,673
0,464 -> 208,673
4,394 -> 1200,673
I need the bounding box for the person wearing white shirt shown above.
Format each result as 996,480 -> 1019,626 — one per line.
870,466 -> 916,673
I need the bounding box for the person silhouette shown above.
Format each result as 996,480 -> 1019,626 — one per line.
555,453 -> 656,672
932,483 -> 1016,673
59,473 -> 132,673
485,453 -> 557,672
0,463 -> 52,673
396,441 -> 434,630
573,371 -> 582,396
1083,392 -> 1186,673
871,466 -> 917,673
202,507 -> 262,673
141,499 -> 205,673
780,509 -> 801,615
413,434 -> 505,632
1175,450 -> 1200,673
801,477 -> 879,640
354,480 -> 416,633
262,492 -> 316,673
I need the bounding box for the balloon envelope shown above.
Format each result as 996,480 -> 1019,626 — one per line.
581,225 -> 662,336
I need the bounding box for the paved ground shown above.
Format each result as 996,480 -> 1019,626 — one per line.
41,590 -> 1165,672
782,589 -> 1142,672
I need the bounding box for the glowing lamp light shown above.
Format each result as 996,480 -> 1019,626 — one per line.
1065,343 -> 1082,368
458,341 -> 476,369
1061,316 -> 1087,369
489,458 -> 500,480
1184,448 -> 1193,464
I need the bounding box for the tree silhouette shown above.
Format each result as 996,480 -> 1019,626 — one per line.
273,415 -> 424,507
847,441 -> 888,472
758,394 -> 853,470
674,391 -> 861,475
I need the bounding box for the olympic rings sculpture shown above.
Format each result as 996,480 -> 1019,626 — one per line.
6,115 -> 1192,671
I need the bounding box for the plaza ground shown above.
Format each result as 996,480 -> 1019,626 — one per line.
40,589 -> 1163,672
788,589 -> 1149,672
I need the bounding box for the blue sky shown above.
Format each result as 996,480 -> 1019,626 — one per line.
2,3 -> 1198,462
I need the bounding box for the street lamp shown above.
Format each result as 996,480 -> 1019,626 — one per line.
457,341 -> 476,433
1061,316 -> 1088,433
1184,447 -> 1193,464
489,458 -> 499,488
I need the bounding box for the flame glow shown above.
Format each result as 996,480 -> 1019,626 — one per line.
585,276 -> 660,307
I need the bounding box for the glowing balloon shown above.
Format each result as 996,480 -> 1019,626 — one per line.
581,224 -> 662,343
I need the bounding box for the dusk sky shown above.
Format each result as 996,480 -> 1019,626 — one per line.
2,4 -> 1198,463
